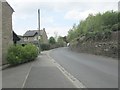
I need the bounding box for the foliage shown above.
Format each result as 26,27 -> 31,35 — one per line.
40,43 -> 50,51
49,37 -> 56,45
22,44 -> 38,61
67,11 -> 119,42
111,23 -> 120,31
67,24 -> 78,42
57,36 -> 65,47
7,45 -> 23,65
47,36 -> 67,49
7,44 -> 38,65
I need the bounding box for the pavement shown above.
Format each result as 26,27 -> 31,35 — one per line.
2,51 -> 76,88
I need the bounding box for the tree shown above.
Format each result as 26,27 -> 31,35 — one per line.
67,10 -> 119,42
54,31 -> 58,41
49,37 -> 56,45
63,36 -> 68,43
57,36 -> 65,47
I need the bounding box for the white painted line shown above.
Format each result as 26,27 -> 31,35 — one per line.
21,62 -> 33,88
47,51 -> 86,88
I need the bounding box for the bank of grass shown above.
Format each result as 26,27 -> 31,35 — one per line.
7,44 -> 38,65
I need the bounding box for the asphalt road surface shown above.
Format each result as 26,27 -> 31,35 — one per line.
49,47 -> 118,88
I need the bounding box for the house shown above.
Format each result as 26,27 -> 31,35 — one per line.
0,0 -> 20,65
13,31 -> 20,45
23,28 -> 48,45
0,0 -> 14,65
17,35 -> 24,45
0,0 -> 2,65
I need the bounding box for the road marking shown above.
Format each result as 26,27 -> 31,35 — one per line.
21,62 -> 33,89
47,51 -> 86,88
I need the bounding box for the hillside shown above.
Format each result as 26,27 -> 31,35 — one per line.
67,11 -> 120,58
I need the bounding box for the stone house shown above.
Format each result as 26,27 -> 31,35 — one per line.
0,0 -> 20,65
0,0 -> 14,65
0,0 -> 2,65
17,35 -> 24,44
23,28 -> 48,45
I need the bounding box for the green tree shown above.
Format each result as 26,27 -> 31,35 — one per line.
67,10 -> 119,42
57,36 -> 65,47
49,37 -> 56,45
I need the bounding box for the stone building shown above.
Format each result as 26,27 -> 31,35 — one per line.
0,0 -> 14,65
23,28 -> 48,45
0,0 -> 2,65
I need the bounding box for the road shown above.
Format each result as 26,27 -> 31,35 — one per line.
49,47 -> 118,88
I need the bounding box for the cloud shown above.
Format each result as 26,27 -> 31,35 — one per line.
6,0 -> 119,37
64,9 -> 97,20
64,1 -> 118,21
42,17 -> 54,25
45,26 -> 71,38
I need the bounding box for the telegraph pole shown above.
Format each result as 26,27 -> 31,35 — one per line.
38,9 -> 41,54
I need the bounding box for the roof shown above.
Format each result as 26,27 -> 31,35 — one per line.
23,30 -> 44,37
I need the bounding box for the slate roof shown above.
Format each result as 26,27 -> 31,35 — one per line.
23,30 -> 43,37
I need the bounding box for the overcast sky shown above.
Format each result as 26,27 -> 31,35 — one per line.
7,0 -> 119,38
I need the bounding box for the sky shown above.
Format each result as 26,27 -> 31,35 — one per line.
7,0 -> 119,38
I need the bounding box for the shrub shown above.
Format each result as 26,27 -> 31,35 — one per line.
49,37 -> 56,45
103,29 -> 112,40
40,43 -> 50,51
7,45 -> 23,65
111,23 -> 120,31
7,44 -> 38,65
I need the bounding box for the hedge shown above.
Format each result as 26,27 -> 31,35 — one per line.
7,44 -> 38,65
40,43 -> 50,51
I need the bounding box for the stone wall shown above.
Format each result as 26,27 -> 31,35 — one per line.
70,31 -> 119,59
70,41 -> 118,58
2,1 -> 13,65
0,1 -> 2,65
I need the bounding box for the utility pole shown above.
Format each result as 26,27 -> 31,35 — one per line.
38,9 -> 41,54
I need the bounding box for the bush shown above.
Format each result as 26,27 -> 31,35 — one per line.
111,23 -> 120,31
7,44 -> 38,65
22,44 -> 38,61
40,43 -> 50,51
7,45 -> 23,65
